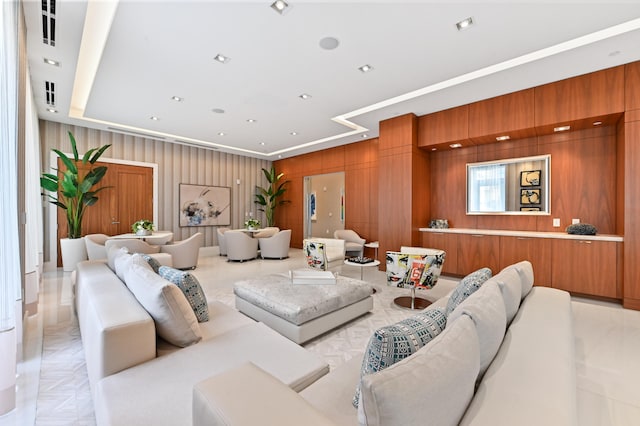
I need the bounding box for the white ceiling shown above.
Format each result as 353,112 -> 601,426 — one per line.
23,1 -> 640,160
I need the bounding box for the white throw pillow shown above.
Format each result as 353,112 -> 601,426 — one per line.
107,244 -> 127,272
448,280 -> 506,377
492,268 -> 522,324
113,248 -> 134,282
124,256 -> 202,347
358,315 -> 480,426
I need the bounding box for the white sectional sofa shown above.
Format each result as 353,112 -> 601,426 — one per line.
75,258 -> 329,426
192,261 -> 578,426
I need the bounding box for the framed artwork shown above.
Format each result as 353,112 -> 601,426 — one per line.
309,191 -> 317,221
520,170 -> 541,187
520,206 -> 541,212
179,184 -> 231,227
520,189 -> 541,205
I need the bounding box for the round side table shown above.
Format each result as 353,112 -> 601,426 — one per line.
364,241 -> 379,259
343,259 -> 381,281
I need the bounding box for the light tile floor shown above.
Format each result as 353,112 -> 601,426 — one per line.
2,249 -> 639,425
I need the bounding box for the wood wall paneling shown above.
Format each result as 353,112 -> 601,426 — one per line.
624,118 -> 640,306
456,234 -> 500,274
625,61 -> 640,112
534,66 -> 625,133
417,105 -> 469,148
468,89 -> 536,144
422,232 -> 458,275
499,236 -> 551,286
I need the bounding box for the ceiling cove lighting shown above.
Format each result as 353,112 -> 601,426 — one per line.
496,135 -> 510,141
299,93 -> 312,100
213,54 -> 230,64
554,125 -> 571,132
270,0 -> 290,15
358,64 -> 373,73
43,57 -> 59,66
456,17 -> 474,31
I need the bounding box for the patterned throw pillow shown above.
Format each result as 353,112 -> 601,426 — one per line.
304,241 -> 327,270
445,267 -> 492,316
353,307 -> 448,407
141,254 -> 162,273
158,266 -> 209,322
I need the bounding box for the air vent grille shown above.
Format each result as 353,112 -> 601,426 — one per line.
45,81 -> 55,106
41,0 -> 56,46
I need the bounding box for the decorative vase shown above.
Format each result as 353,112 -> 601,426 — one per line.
136,229 -> 152,236
60,237 -> 88,272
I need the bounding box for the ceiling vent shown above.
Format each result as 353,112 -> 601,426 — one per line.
106,127 -> 167,140
45,81 -> 55,106
41,0 -> 56,46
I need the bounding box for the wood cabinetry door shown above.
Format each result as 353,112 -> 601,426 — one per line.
423,232 -> 458,275
417,105 -> 469,148
550,239 -> 617,298
457,234 -> 500,276
499,236 -> 551,287
468,89 -> 536,144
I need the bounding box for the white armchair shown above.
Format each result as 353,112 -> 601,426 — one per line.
85,234 -> 110,260
259,229 -> 291,259
145,231 -> 174,245
334,229 -> 365,258
160,233 -> 204,270
105,238 -> 161,255
225,231 -> 259,262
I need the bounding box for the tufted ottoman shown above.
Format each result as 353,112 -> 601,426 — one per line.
234,272 -> 374,344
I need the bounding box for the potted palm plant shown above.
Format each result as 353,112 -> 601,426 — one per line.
40,131 -> 111,271
254,165 -> 290,227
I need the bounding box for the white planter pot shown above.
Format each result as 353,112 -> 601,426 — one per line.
60,237 -> 88,272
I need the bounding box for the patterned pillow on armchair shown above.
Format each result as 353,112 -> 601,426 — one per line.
304,241 -> 327,270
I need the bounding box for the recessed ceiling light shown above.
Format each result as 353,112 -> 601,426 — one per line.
496,135 -> 510,141
171,96 -> 183,102
431,148 -> 437,151
593,121 -> 603,126
319,37 -> 339,50
270,0 -> 290,15
46,108 -> 57,113
361,134 -> 368,138
150,116 -> 159,121
218,132 -> 225,136
212,108 -> 225,114
259,142 -> 266,146
278,155 -> 283,159
554,125 -> 571,132
213,54 -> 230,64
43,58 -> 59,66
299,93 -> 312,100
456,17 -> 474,31
290,132 -> 298,136
247,119 -> 256,123
450,143 -> 463,148
358,64 -> 373,73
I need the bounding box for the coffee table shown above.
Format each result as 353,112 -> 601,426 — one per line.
234,272 -> 374,344
343,259 -> 381,280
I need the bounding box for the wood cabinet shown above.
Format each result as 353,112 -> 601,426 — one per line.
417,105 -> 469,148
468,89 -> 536,144
499,236 -> 551,286
550,239 -> 618,298
534,66 -> 625,133
457,234 -> 500,275
423,231 -> 458,275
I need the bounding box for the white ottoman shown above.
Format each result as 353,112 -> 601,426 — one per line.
234,272 -> 374,344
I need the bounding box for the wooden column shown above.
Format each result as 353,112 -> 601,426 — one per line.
378,114 -> 430,266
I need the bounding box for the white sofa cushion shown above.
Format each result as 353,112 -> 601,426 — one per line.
492,267 -> 522,324
354,307 -> 447,407
501,260 -> 534,299
124,256 -> 202,347
113,247 -> 133,281
358,314 -> 480,426
445,267 -> 492,315
448,280 -> 506,377
158,265 -> 209,322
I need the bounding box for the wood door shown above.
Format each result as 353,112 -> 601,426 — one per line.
457,234 -> 500,276
56,162 -> 153,265
550,239 -> 617,298
499,236 -> 551,287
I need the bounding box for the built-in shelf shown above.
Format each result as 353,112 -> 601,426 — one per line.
419,227 -> 623,242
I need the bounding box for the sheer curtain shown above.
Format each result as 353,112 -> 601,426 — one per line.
0,0 -> 21,415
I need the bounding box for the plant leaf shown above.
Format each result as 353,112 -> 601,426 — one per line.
68,131 -> 79,162
90,144 -> 111,164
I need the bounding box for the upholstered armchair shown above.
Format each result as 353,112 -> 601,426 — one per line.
105,238 -> 161,255
386,248 -> 446,309
259,229 -> 291,259
217,228 -> 230,256
225,231 -> 259,262
85,234 -> 110,260
253,227 -> 279,239
145,232 -> 174,245
160,232 -> 204,270
334,229 -> 365,258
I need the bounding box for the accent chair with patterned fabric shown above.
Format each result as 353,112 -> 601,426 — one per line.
303,240 -> 328,270
386,248 -> 446,309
